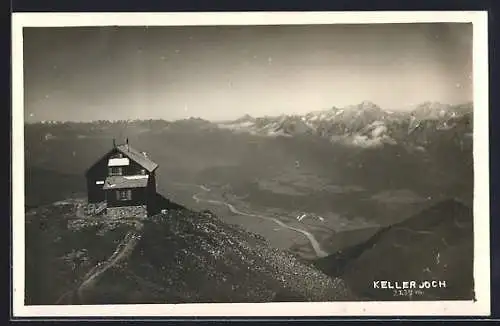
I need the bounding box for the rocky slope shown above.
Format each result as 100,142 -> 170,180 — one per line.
25,197 -> 355,305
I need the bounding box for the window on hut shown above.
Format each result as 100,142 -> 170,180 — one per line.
116,189 -> 132,201
109,167 -> 123,176
140,169 -> 146,175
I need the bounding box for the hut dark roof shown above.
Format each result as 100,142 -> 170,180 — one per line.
85,143 -> 158,176
115,144 -> 158,172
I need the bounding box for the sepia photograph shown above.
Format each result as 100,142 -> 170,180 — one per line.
11,12 -> 490,317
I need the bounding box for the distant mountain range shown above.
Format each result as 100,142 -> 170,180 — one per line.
25,99 -> 474,210
30,101 -> 473,152
217,101 -> 473,150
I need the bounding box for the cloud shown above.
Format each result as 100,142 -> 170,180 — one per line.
330,134 -> 396,149
370,189 -> 427,204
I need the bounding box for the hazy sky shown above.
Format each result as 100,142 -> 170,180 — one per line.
23,23 -> 472,122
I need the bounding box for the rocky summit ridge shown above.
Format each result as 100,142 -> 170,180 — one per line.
25,198 -> 355,305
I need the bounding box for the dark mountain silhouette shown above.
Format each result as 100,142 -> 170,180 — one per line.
25,195 -> 354,305
313,199 -> 474,300
25,167 -> 86,208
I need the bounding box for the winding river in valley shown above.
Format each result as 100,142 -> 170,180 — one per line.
173,182 -> 329,258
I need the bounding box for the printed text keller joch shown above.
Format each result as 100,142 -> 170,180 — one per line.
373,280 -> 448,290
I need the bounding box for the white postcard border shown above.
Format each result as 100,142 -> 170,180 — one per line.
11,11 -> 490,317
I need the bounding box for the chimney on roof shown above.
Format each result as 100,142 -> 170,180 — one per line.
113,138 -> 116,148
126,138 -> 129,151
